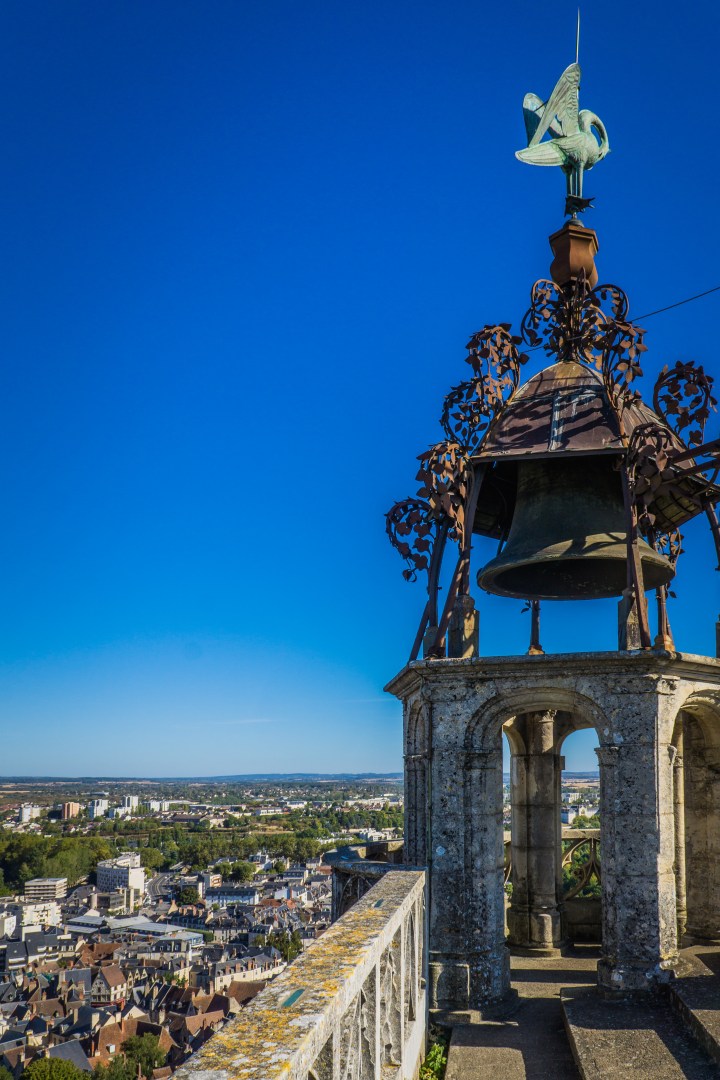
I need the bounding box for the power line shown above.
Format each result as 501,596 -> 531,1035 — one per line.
635,284 -> 720,321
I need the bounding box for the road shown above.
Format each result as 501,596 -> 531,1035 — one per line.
146,872 -> 174,902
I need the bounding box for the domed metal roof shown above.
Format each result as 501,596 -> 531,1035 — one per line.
471,359 -> 717,538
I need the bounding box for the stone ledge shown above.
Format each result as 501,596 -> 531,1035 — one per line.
561,985 -> 716,1079
667,974 -> 720,1067
174,869 -> 426,1080
385,650 -> 720,696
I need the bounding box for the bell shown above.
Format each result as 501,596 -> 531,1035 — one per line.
477,458 -> 674,600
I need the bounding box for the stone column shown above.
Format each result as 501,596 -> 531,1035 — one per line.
426,744 -> 471,1010
507,712 -> 562,953
427,739 -> 509,1011
596,743 -> 678,994
463,744 -> 510,1007
673,725 -> 687,942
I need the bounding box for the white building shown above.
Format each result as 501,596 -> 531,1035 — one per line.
2,900 -> 60,928
0,913 -> 16,937
121,795 -> 139,811
24,878 -> 67,901
18,805 -> 41,824
148,799 -> 170,813
96,853 -> 146,897
88,798 -> 109,819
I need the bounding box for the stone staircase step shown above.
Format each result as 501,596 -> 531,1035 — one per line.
667,973 -> 720,1067
445,999 -> 580,1079
562,986 -> 720,1079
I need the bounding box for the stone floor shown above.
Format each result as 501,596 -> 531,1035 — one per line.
444,948 -> 720,1079
445,949 -> 596,1079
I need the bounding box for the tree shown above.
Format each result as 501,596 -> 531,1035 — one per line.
176,886 -> 199,905
122,1034 -> 166,1080
22,1060 -> 86,1080
139,847 -> 165,871
92,1058 -> 136,1080
231,860 -> 255,882
573,814 -> 600,830
266,929 -> 303,963
0,1066 -> 15,1080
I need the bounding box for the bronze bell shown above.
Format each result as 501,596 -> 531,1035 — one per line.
477,457 -> 674,600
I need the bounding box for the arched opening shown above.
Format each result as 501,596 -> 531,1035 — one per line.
672,696 -> 720,944
497,701 -> 602,955
558,726 -> 601,946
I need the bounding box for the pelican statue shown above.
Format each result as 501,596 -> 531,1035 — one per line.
515,63 -> 609,210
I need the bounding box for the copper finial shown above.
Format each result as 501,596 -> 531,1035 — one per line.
548,219 -> 599,288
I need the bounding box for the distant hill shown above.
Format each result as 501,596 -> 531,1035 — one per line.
0,772 -> 404,782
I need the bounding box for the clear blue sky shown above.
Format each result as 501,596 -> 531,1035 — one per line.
1,0 -> 719,775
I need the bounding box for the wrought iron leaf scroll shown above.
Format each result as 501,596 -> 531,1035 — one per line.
520,275 -> 646,415
385,498 -> 436,583
652,529 -> 683,568
415,442 -> 467,548
441,324 -> 527,451
387,323 -> 527,587
653,360 -> 717,447
627,423 -> 680,530
598,314 -> 646,416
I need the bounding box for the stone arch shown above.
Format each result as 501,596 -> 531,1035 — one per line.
465,686 -> 609,752
406,700 -> 430,756
464,686 -> 608,957
671,690 -> 720,942
404,701 -> 430,866
675,690 -> 720,750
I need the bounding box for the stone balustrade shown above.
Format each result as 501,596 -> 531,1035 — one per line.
175,868 -> 427,1080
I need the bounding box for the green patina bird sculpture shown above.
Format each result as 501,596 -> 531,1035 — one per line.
516,62 -> 609,214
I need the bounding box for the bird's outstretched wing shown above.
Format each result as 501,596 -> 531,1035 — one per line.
529,63 -> 581,146
522,93 -> 564,145
516,142 -> 565,166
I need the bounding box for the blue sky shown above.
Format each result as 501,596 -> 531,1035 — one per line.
0,1 -> 719,775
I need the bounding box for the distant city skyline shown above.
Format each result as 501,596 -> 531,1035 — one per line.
0,2 -> 718,774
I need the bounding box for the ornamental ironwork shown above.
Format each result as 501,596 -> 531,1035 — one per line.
386,224 -> 720,659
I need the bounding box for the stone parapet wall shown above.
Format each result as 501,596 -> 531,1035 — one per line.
175,869 -> 427,1080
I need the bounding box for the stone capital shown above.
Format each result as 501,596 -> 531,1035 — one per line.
594,745 -> 619,767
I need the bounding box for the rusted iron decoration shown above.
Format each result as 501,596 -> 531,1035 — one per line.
386,325 -> 528,659
653,361 -> 717,448
386,221 -> 720,659
521,274 -> 646,417
562,833 -> 601,900
651,530 -> 683,650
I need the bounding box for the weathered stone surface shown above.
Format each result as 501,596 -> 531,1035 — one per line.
445,950 -> 592,1079
174,870 -> 426,1080
562,985 -> 719,1078
388,651 -> 720,1007
668,963 -> 720,1067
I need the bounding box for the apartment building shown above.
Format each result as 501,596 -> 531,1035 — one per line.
24,878 -> 68,901
88,798 -> 109,819
96,853 -> 146,896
